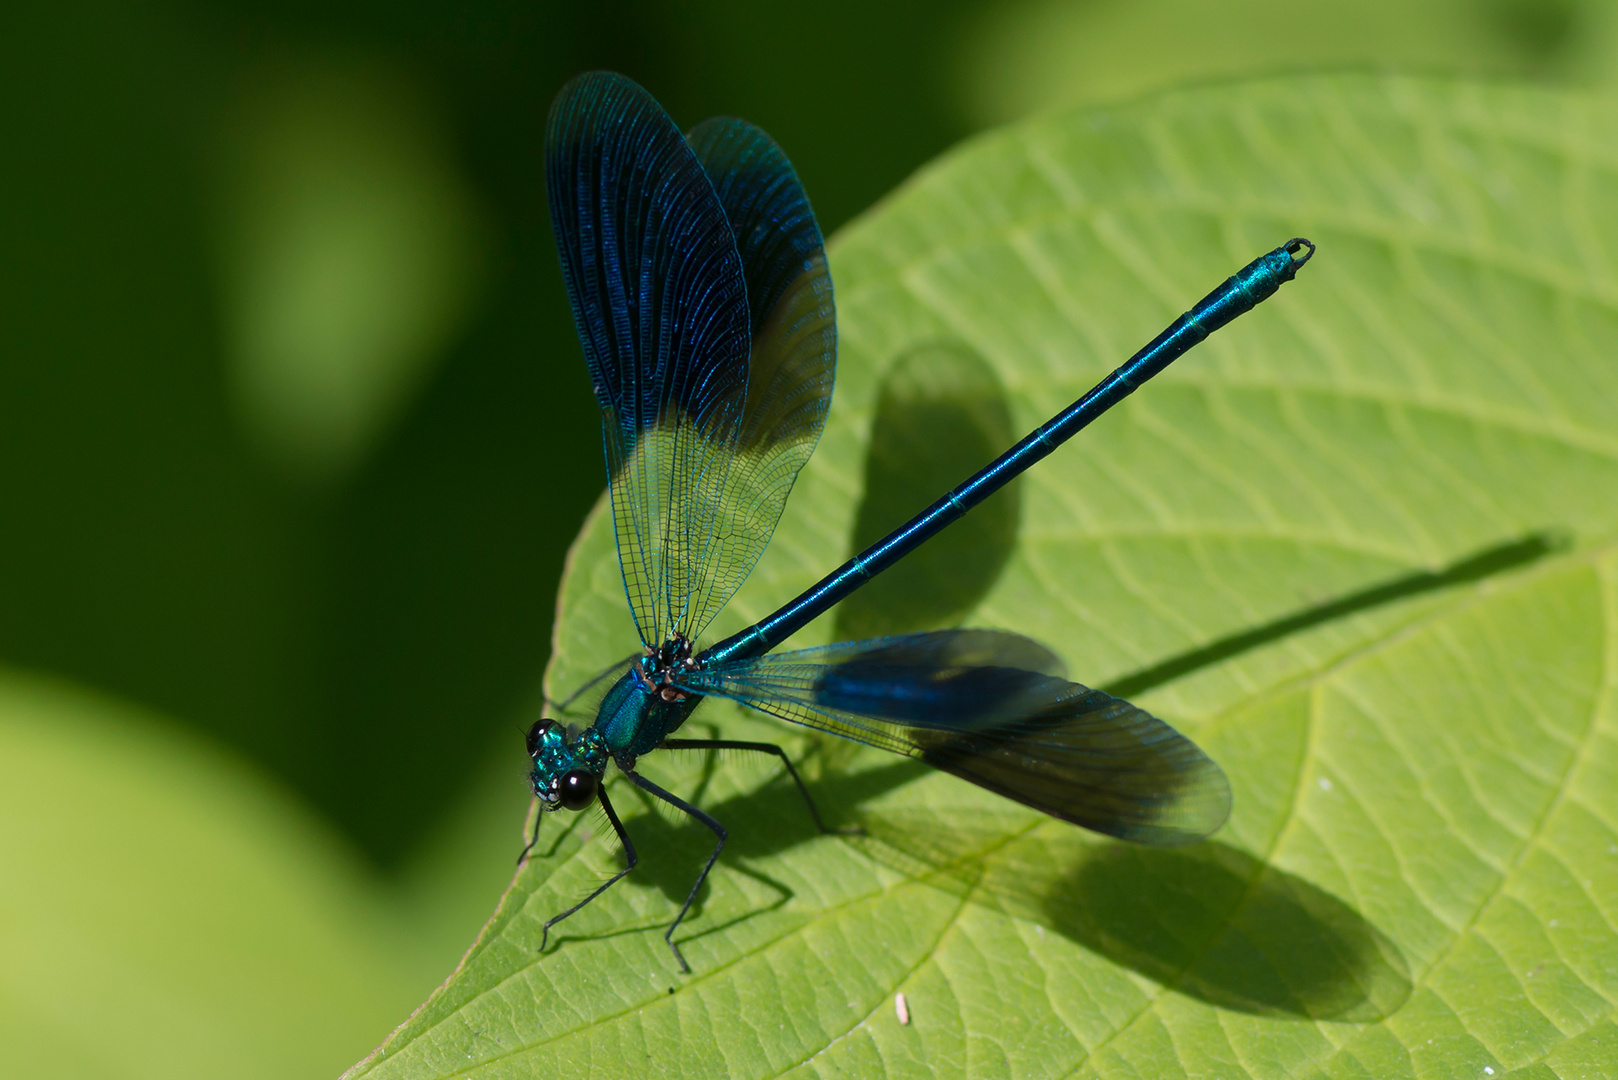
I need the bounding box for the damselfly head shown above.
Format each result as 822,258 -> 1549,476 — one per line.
551,769 -> 598,811
525,717 -> 559,757
526,719 -> 608,811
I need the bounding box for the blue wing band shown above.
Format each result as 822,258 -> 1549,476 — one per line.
547,74 -> 835,648
678,629 -> 1231,846
547,72 -> 750,647
681,117 -> 837,637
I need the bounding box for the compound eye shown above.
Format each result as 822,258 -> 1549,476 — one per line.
526,718 -> 559,757
556,769 -> 597,811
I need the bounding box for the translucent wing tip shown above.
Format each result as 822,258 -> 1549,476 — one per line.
914,687 -> 1233,848
1033,696 -> 1234,848
1104,746 -> 1232,848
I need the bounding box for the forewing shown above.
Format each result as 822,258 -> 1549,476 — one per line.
679,630 -> 1230,846
682,117 -> 837,637
547,72 -> 750,647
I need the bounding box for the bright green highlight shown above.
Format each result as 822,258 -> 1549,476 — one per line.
216,59 -> 487,484
348,74 -> 1618,1078
0,674 -> 528,1080
0,672 -> 415,1078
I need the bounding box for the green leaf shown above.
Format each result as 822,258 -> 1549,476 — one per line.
0,666 -> 538,1080
0,671 -> 419,1079
949,0 -> 1616,130
348,75 -> 1618,1079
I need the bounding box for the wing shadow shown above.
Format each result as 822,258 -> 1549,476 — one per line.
836,341 -> 1020,640
1033,840 -> 1411,1020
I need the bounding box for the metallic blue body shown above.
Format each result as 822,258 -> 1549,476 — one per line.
699,240 -> 1312,667
552,239 -> 1313,782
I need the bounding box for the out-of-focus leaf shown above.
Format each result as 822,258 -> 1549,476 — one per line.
349,75 -> 1618,1079
215,56 -> 488,484
951,0 -> 1618,128
0,671 -> 435,1079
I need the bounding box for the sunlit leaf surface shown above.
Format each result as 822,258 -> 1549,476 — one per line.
348,75 -> 1618,1079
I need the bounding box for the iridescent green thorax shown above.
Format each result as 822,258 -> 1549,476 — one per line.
529,724 -> 609,804
595,659 -> 704,761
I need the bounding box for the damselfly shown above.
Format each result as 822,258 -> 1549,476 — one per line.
527,70 -> 1314,971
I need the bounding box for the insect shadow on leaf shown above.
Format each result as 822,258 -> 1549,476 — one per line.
836,341 -> 1021,642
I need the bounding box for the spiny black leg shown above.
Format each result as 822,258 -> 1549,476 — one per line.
538,785 -> 637,954
517,805 -> 544,865
661,738 -> 862,836
624,769 -> 725,974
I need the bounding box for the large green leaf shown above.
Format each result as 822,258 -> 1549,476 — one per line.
347,75 -> 1618,1079
0,666 -> 531,1080
0,671 -> 416,1078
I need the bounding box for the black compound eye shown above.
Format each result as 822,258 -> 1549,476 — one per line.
526,718 -> 559,757
556,769 -> 597,811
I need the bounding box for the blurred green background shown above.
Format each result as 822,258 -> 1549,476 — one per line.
3,0 -> 1617,1075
